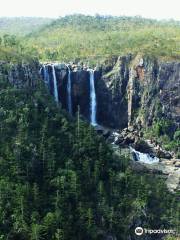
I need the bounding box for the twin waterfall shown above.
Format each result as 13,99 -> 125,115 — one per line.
41,64 -> 97,126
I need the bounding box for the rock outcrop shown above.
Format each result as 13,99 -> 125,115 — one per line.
2,55 -> 180,130
106,128 -> 180,192
97,55 -> 180,130
39,55 -> 180,134
0,61 -> 40,88
96,56 -> 130,129
127,56 -> 180,129
130,158 -> 180,193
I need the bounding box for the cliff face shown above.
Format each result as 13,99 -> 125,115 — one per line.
0,61 -> 40,88
96,56 -> 130,129
97,55 -> 180,130
127,56 -> 180,128
2,56 -> 179,132
42,64 -> 92,120
40,57 -> 130,128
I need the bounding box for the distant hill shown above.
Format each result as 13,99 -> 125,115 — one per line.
1,15 -> 180,62
25,14 -> 180,62
0,17 -> 54,36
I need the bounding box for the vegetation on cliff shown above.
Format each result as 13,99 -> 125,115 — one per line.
144,120 -> 180,157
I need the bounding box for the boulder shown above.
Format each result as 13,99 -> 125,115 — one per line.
156,150 -> 172,159
134,139 -> 154,155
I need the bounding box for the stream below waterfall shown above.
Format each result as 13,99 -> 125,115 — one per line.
130,147 -> 159,164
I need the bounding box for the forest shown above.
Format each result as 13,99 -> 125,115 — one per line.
1,15 -> 180,62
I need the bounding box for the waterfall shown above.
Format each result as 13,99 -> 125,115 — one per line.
66,66 -> 72,114
42,65 -> 50,87
52,65 -> 59,102
130,147 -> 159,164
89,69 -> 97,126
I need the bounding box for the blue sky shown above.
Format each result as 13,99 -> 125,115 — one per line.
0,0 -> 180,20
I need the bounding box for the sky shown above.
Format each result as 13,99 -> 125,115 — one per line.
0,0 -> 180,21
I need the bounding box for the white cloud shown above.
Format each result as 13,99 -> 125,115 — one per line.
0,0 -> 180,20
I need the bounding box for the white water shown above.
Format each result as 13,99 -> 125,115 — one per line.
66,66 -> 72,114
89,69 -> 97,126
52,65 -> 59,102
130,147 -> 159,164
42,65 -> 50,86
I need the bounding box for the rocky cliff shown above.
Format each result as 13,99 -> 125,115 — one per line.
0,60 -> 40,88
2,56 -> 179,132
41,56 -> 179,131
128,56 -> 180,128
97,55 -> 180,130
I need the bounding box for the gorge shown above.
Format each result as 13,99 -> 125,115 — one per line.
3,55 -> 180,169
6,54 -> 178,192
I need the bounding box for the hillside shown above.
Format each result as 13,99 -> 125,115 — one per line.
0,17 -> 54,36
0,57 -> 179,239
25,14 -> 180,62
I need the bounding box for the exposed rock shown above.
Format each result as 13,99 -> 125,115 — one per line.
110,127 -> 174,161
132,58 -> 179,128
107,127 -> 179,192
166,169 -> 180,192
96,55 -> 180,131
156,150 -> 172,159
40,55 -> 180,134
134,139 -> 154,155
0,61 -> 40,88
130,156 -> 180,192
96,55 -> 131,129
174,160 -> 180,168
